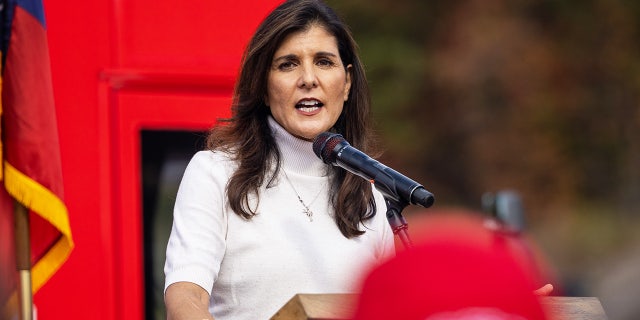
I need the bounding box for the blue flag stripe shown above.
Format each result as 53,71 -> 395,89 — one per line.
16,0 -> 46,27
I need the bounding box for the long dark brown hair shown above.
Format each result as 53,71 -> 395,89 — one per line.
207,0 -> 377,238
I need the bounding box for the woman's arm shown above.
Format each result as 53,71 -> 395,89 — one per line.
165,282 -> 214,320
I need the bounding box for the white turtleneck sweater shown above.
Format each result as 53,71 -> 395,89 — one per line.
164,117 -> 395,320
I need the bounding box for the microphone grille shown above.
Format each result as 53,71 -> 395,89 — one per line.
312,132 -> 345,164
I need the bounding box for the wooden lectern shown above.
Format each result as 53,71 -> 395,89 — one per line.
270,294 -> 608,320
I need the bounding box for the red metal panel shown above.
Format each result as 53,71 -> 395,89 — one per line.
38,0 -> 281,318
37,1 -> 114,319
109,88 -> 232,319
114,0 -> 280,73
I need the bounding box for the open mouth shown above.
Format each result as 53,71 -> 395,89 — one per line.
296,99 -> 324,112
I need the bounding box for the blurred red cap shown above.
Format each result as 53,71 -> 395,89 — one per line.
352,212 -> 548,320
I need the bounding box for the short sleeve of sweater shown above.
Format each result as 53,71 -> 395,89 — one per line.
164,151 -> 231,295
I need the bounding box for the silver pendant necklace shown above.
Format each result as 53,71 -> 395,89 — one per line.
282,170 -> 325,222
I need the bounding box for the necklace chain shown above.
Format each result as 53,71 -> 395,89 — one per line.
282,170 -> 325,222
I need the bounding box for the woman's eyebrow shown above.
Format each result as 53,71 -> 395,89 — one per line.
273,51 -> 339,62
315,51 -> 338,58
273,54 -> 298,62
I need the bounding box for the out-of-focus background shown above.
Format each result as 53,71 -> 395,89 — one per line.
2,0 -> 638,319
327,1 -> 640,319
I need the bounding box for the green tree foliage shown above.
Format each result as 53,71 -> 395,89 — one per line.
328,0 -> 640,217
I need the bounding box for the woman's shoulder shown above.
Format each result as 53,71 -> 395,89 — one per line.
192,148 -> 236,162
187,149 -> 239,176
366,186 -> 393,229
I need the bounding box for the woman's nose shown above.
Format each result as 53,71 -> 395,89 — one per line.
298,65 -> 318,88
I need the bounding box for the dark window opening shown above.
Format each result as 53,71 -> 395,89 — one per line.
141,130 -> 207,320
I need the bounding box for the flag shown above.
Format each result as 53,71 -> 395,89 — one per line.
0,0 -> 73,313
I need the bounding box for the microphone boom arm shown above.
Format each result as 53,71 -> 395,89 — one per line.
384,197 -> 414,249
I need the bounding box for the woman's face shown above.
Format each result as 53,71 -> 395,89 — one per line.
266,24 -> 352,141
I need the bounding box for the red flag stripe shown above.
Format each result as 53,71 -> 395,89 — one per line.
1,1 -> 74,296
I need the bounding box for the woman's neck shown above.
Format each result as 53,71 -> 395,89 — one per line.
268,116 -> 328,177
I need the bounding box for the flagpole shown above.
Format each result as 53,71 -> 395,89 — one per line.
14,201 -> 33,320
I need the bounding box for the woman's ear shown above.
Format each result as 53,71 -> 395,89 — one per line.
344,64 -> 353,101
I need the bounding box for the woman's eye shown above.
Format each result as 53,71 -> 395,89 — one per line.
277,61 -> 297,71
317,59 -> 335,67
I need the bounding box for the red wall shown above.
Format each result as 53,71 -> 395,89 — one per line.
38,0 -> 281,318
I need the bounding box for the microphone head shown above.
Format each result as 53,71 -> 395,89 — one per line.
312,132 -> 346,164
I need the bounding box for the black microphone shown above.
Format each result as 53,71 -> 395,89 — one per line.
313,132 -> 434,208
